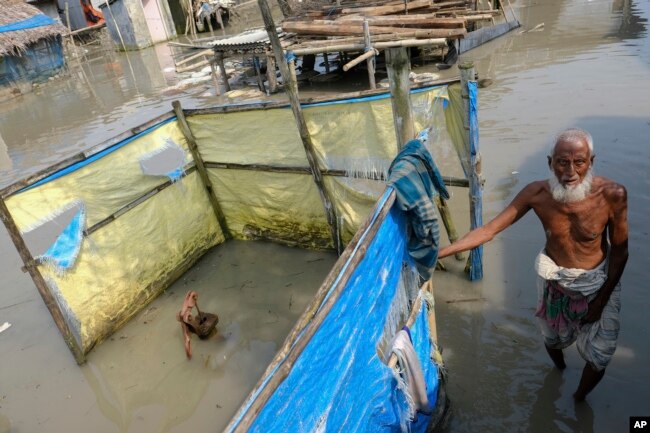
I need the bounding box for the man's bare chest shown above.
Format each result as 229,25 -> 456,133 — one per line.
536,203 -> 609,243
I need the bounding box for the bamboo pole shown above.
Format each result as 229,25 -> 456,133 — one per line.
342,48 -> 377,71
227,189 -> 395,433
459,61 -> 483,280
282,21 -> 467,38
266,52 -> 278,93
323,52 -> 330,73
215,6 -> 226,36
289,36 -> 447,55
84,165 -> 196,236
0,112 -> 177,199
0,199 -> 85,364
385,47 -> 414,148
258,0 -> 341,253
253,56 -> 266,92
497,0 -> 509,23
215,52 -> 231,92
172,101 -> 231,239
363,20 -> 376,89
434,195 -> 464,260
203,161 -> 470,187
210,59 -> 221,96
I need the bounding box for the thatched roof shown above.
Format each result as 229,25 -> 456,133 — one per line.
0,0 -> 68,56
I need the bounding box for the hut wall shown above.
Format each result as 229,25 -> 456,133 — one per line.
0,36 -> 65,86
99,0 -> 175,50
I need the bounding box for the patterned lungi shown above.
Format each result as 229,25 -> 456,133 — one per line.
534,250 -> 621,371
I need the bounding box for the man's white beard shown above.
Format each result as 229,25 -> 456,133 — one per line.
549,169 -> 593,203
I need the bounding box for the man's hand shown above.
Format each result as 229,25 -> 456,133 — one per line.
581,297 -> 606,324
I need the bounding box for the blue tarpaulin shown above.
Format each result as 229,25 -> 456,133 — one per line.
39,206 -> 85,272
229,189 -> 440,433
0,15 -> 57,33
468,81 -> 483,280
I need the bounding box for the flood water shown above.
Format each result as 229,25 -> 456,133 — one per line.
1,0 -> 649,432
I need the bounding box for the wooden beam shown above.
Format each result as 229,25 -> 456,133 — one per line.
258,0 -> 341,252
172,101 -> 231,239
363,20 -> 376,89
282,21 -> 467,38
386,47 -> 415,148
0,199 -> 85,364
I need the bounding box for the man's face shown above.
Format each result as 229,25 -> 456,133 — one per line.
548,138 -> 593,187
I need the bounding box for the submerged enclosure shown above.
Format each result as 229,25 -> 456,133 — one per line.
0,77 -> 481,430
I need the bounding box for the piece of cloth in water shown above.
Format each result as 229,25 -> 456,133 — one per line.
391,328 -> 429,416
534,250 -> 621,371
388,139 -> 449,280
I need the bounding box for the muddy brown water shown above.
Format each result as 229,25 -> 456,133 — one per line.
1,0 -> 650,431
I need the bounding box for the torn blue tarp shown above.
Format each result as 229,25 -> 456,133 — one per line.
388,139 -> 449,280
0,15 -> 57,33
231,193 -> 440,433
38,205 -> 85,272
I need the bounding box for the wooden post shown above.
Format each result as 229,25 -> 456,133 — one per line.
266,52 -> 278,93
215,52 -> 230,92
0,199 -> 85,364
209,58 -> 221,96
434,196 -> 463,261
257,0 -> 341,253
323,52 -> 330,74
216,7 -> 226,36
363,20 -> 376,89
385,47 -> 414,148
459,61 -> 483,280
253,56 -> 266,93
172,101 -> 231,239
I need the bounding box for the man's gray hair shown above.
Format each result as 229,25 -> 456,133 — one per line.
553,128 -> 594,153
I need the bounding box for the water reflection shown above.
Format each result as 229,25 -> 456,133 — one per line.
529,369 -> 595,433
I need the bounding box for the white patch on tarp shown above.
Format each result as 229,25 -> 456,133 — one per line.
139,139 -> 186,182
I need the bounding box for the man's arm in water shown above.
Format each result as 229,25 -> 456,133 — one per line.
438,182 -> 539,259
582,183 -> 629,324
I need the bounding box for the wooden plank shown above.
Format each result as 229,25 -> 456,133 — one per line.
0,199 -> 86,364
336,14 -> 467,28
340,0 -> 432,15
283,21 -> 467,38
172,101 -> 231,239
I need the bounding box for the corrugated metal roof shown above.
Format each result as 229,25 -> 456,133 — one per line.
207,27 -> 284,51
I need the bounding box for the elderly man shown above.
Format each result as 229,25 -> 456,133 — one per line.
438,128 -> 628,401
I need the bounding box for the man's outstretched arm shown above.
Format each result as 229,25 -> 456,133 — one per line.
438,182 -> 539,259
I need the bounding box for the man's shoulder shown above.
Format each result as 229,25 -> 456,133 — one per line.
594,176 -> 627,205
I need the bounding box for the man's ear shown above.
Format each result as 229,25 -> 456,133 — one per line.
590,154 -> 595,164
547,155 -> 552,168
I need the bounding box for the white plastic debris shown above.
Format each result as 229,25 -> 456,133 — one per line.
0,322 -> 11,334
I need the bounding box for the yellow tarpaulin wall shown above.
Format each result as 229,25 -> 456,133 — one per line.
5,121 -> 225,355
3,84 -> 464,358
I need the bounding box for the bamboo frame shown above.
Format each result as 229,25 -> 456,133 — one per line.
225,189 -> 396,433
258,0 -> 341,253
0,199 -> 85,364
203,161 -> 470,187
0,111 -> 176,199
172,101 -> 231,239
